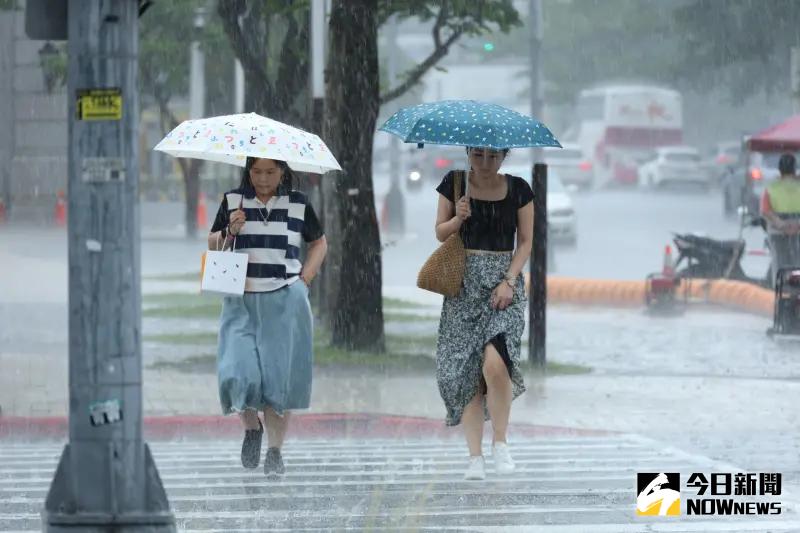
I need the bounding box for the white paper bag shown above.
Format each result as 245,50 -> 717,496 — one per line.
201,250 -> 249,296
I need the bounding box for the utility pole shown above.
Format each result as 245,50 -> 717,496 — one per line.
310,0 -> 327,315
528,0 -> 547,368
43,1 -> 174,531
384,14 -> 405,235
791,46 -> 800,114
190,5 -> 207,120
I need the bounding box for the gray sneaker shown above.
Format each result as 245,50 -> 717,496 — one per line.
240,422 -> 263,469
264,447 -> 285,477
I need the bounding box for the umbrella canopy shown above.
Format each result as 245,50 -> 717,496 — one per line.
379,100 -> 561,150
153,112 -> 341,174
747,115 -> 800,152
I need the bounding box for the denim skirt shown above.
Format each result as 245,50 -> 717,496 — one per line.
217,280 -> 313,415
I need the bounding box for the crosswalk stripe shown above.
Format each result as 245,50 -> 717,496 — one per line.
1,433 -> 797,532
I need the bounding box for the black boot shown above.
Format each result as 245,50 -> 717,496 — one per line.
264,446 -> 285,477
240,421 -> 263,469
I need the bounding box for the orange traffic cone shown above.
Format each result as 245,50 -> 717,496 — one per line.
54,190 -> 67,227
196,192 -> 208,230
662,244 -> 675,277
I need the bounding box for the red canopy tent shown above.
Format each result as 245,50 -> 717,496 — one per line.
747,115 -> 800,152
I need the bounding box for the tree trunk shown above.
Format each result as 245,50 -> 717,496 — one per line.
323,0 -> 384,352
182,159 -> 202,239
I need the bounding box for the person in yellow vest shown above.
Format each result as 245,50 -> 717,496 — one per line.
760,153 -> 800,285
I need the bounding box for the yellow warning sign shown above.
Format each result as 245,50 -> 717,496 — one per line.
76,88 -> 122,121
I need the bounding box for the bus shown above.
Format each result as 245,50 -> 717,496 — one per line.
572,84 -> 684,185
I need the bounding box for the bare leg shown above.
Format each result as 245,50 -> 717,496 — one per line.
263,408 -> 291,449
462,393 -> 485,456
483,343 -> 512,444
240,409 -> 261,430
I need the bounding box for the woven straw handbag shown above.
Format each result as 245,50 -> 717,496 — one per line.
417,171 -> 466,297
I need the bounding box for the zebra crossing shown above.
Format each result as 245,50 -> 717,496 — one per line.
1,433 -> 799,531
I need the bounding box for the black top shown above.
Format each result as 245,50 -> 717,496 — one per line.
436,171 -> 534,251
210,189 -> 324,243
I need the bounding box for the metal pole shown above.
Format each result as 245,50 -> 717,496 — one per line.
189,6 -> 206,120
385,14 -> 405,235
791,46 -> 800,114
310,0 -> 327,315
529,163 -> 547,368
529,0 -> 543,164
43,1 -> 174,530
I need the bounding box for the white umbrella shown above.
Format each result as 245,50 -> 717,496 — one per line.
153,112 -> 342,174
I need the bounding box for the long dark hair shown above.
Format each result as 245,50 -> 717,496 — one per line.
238,157 -> 295,197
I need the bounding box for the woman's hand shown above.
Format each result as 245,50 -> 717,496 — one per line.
491,280 -> 514,310
455,196 -> 471,221
228,209 -> 246,235
300,268 -> 316,287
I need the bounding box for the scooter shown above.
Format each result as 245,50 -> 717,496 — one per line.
672,216 -> 771,288
767,267 -> 800,340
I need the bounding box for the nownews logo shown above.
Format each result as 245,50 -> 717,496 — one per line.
637,473 -> 680,516
637,472 -> 783,517
685,472 -> 782,516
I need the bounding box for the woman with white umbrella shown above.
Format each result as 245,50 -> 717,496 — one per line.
156,113 -> 337,477
208,156 -> 327,477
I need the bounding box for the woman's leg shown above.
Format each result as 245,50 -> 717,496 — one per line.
462,392 -> 485,456
483,343 -> 513,444
264,408 -> 291,449
240,409 -> 261,430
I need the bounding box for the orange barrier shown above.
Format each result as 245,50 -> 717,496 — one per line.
54,191 -> 66,227
197,192 -> 208,230
525,274 -> 774,317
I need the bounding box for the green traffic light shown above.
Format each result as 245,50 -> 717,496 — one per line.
483,42 -> 495,52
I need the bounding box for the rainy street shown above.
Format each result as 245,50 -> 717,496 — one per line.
4,0 -> 800,530
3,187 -> 800,530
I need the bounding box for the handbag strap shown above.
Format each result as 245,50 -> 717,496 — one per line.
454,170 -> 465,203
224,194 -> 245,252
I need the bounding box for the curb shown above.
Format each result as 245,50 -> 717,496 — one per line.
0,413 -> 613,441
524,275 -> 774,317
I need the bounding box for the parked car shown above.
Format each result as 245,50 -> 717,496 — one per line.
501,165 -> 577,246
721,151 -> 784,216
638,146 -> 709,189
542,143 -> 594,190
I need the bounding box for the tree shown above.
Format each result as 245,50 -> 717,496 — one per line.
140,0 -> 234,238
214,0 -> 520,352
672,0 -> 800,102
217,0 -> 311,128
323,0 -> 521,352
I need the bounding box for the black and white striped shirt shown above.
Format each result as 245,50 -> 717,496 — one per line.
210,188 -> 324,292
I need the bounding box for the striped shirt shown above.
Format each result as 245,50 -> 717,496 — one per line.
210,188 -> 324,292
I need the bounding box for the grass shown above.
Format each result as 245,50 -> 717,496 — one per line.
383,297 -> 437,310
143,272 -> 201,282
142,290 -> 592,375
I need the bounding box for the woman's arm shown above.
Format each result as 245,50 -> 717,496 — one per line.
435,194 -> 464,242
301,236 -> 328,285
507,202 -> 534,279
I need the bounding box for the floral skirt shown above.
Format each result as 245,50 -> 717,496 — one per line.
435,253 -> 527,426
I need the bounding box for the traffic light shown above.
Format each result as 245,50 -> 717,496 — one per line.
483,42 -> 495,52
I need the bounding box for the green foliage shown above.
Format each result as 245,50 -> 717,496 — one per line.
379,0 -> 521,35
540,0 -> 682,105
673,0 -> 800,101
139,0 -> 235,118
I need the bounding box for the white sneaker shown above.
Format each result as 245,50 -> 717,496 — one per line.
464,455 -> 486,480
492,442 -> 516,474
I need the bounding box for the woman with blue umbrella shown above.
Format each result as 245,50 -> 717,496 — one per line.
381,101 -> 560,480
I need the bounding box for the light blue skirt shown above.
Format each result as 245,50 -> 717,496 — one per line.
217,281 -> 313,415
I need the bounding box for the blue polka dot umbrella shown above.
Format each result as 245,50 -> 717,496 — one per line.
379,100 -> 562,149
